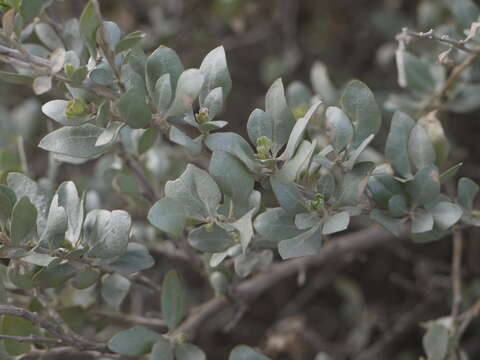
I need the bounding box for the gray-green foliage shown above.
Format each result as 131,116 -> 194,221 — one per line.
0,0 -> 479,358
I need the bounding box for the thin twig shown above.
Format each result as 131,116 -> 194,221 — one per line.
0,305 -> 108,352
451,227 -> 464,320
94,310 -> 166,329
0,334 -> 63,345
172,226 -> 402,340
401,28 -> 476,54
118,147 -> 157,204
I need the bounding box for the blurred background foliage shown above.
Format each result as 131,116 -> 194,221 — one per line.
2,0 -> 480,359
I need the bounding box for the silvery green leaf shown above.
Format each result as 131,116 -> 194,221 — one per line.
370,209 -> 405,237
72,268 -> 99,289
367,172 -> 404,209
102,21 -> 122,50
7,173 -> 48,234
79,0 -> 100,57
449,0 -> 480,30
35,23 -> 64,50
167,69 -> 204,117
84,209 -> 131,258
345,134 -> 374,170
336,162 -> 374,207
411,209 -> 434,234
165,164 -> 221,219
457,177 -> 479,211
424,194 -> 451,211
175,343 -> 206,360
201,120 -> 228,131
150,72 -> 170,115
295,212 -> 320,230
203,87 -> 224,120
7,264 -> 34,290
287,81 -> 312,110
35,263 -> 76,288
209,151 -> 254,217
408,124 -> 436,171
138,128 -> 160,155
105,243 -> 155,275
0,185 -> 16,223
278,225 -> 322,259
399,51 -> 436,94
205,132 -> 260,173
121,63 -> 146,92
145,46 -> 183,99
21,253 -> 56,267
254,207 -> 302,243
150,337 -> 174,360
115,30 -> 145,54
277,140 -> 315,184
162,270 -> 187,331
188,224 -> 234,253
448,84 -> 480,113
422,323 -> 449,360
229,345 -> 271,360
317,173 -> 336,201
39,123 -> 111,158
210,244 -> 242,267
89,64 -> 114,86
39,194 -> 68,249
95,122 -> 124,147
101,273 -> 131,310
388,194 -> 408,218
270,175 -> 308,215
10,196 -> 37,245
431,202 -> 463,230
325,106 -> 353,153
108,326 -> 160,356
20,0 -> 49,23
341,80 -> 381,147
42,100 -> 89,126
310,61 -> 337,104
247,108 -> 273,145
50,48 -> 66,74
322,211 -> 350,235
1,312 -> 35,354
148,197 -> 186,238
234,252 -> 260,278
33,75 -> 52,95
278,101 -> 321,161
199,46 -> 231,105
116,88 -> 152,129
265,79 -> 296,155
0,71 -> 33,85
385,111 -> 416,178
412,230 -> 449,243
168,126 -> 202,157
232,208 -> 256,252
406,165 -> 440,206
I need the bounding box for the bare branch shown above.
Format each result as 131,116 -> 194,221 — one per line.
94,310 -> 166,329
172,226 -> 402,340
451,227 -> 464,320
0,334 -> 63,345
0,305 -> 108,352
400,28 -> 477,54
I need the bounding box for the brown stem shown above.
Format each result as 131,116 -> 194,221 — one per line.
118,147 -> 158,204
0,305 -> 108,352
172,226 -> 401,340
451,227 -> 464,320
